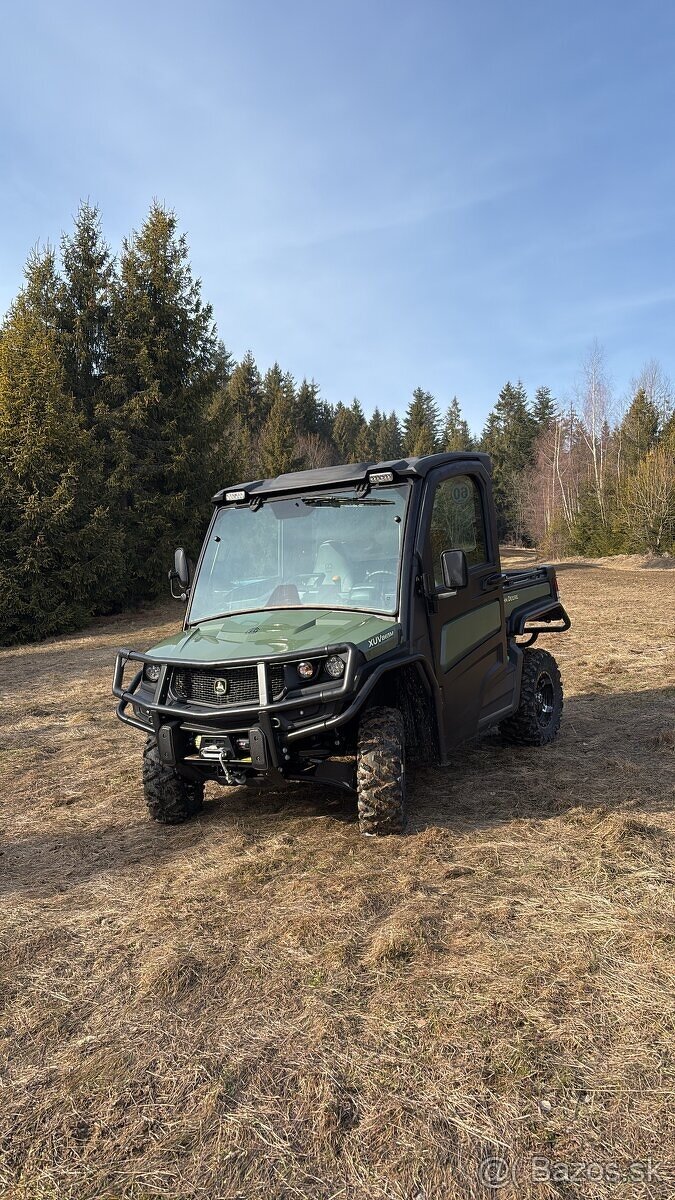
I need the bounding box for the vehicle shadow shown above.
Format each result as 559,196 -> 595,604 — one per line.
408,680 -> 674,832
3,684 -> 672,898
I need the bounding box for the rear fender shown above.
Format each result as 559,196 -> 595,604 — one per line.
509,598 -> 571,638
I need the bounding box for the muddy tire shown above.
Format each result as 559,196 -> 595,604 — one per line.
357,706 -> 406,836
500,648 -> 563,746
142,736 -> 204,824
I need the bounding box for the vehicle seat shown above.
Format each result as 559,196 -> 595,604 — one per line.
313,541 -> 354,591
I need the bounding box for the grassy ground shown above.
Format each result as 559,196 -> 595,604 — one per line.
1,554 -> 674,1199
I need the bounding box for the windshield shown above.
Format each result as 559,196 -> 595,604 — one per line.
188,485 -> 409,623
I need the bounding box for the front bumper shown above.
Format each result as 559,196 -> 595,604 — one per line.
112,643 -> 363,776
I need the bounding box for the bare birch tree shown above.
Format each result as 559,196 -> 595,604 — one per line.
576,341 -> 613,523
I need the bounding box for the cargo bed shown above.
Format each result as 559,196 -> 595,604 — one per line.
502,565 -> 570,639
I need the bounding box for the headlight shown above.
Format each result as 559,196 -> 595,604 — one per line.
325,655 -> 345,679
297,661 -> 316,680
143,662 -> 161,684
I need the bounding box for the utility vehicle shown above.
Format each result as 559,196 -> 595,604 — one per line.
113,454 -> 570,834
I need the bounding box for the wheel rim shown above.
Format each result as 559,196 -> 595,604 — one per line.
535,671 -> 555,726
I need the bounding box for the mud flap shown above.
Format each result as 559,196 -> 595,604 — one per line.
156,722 -> 179,766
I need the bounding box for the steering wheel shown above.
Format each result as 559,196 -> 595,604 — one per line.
365,569 -> 397,599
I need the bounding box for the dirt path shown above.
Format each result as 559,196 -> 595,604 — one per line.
1,560 -> 674,1199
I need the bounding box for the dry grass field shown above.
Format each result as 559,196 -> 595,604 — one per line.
1,553 -> 674,1199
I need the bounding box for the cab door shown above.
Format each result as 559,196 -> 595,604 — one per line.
419,465 -> 512,749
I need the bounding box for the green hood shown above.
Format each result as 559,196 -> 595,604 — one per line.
146,608 -> 401,663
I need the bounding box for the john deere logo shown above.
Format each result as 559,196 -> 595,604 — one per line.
213,677 -> 228,697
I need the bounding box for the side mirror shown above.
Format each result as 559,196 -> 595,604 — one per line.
441,549 -> 468,590
169,547 -> 193,600
174,547 -> 192,588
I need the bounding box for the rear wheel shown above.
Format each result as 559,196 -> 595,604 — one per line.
357,706 -> 406,836
500,648 -> 563,746
143,736 -> 204,823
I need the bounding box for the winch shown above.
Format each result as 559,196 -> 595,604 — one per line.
195,735 -> 248,785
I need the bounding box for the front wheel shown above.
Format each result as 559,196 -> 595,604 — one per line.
142,736 -> 204,823
357,706 -> 406,836
500,648 -> 563,746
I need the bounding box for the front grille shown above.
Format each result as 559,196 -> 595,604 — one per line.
268,663 -> 286,700
172,666 -> 259,706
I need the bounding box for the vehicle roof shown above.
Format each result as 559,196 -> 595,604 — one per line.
212,452 -> 492,503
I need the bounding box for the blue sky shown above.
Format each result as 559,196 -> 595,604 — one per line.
1,0 -> 674,431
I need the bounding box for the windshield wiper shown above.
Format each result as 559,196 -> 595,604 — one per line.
301,496 -> 394,508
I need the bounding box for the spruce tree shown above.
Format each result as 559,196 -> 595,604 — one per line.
59,202 -> 114,427
0,281 -> 105,641
442,396 -> 473,451
353,421 -> 374,461
403,388 -> 440,456
316,399 -> 336,442
619,387 -> 660,470
369,407 -> 383,453
205,340 -> 235,488
295,378 -> 321,435
532,386 -> 557,430
259,380 -> 298,477
350,398 -> 367,426
58,202 -> 126,607
104,202 -> 219,601
227,350 -> 262,429
332,401 -> 362,461
347,399 -> 370,460
261,363 -> 295,428
481,381 -> 537,540
493,380 -> 537,472
377,411 -> 403,460
209,348 -> 260,485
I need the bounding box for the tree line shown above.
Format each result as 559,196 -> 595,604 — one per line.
524,348 -> 675,557
1,203 -> 673,644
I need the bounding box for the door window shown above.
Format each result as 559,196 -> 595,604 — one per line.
429,475 -> 487,585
